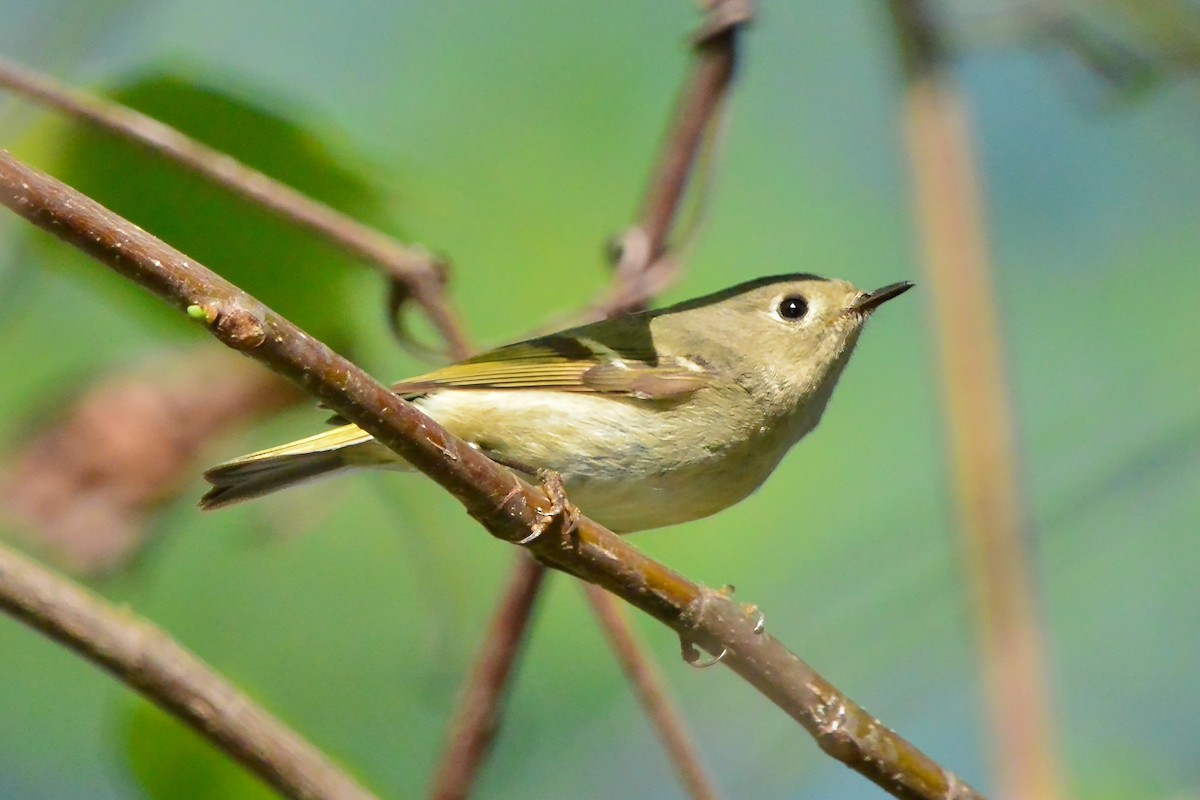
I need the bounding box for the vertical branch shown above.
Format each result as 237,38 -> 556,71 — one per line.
427,557 -> 547,800
583,585 -> 720,800
885,3 -> 1066,800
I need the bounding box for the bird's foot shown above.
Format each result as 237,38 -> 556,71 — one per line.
517,470 -> 580,546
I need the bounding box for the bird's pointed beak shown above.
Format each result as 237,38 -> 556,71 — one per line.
850,281 -> 914,315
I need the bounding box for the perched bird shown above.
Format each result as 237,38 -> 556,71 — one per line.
201,274 -> 912,532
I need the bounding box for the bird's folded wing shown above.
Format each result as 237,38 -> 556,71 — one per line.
392,334 -> 713,401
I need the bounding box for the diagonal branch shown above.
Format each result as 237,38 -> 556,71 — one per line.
633,1 -> 746,262
0,540 -> 376,800
0,148 -> 985,800
885,3 -> 1065,800
583,584 -> 720,800
427,556 -> 547,800
595,0 -> 750,318
0,55 -> 471,360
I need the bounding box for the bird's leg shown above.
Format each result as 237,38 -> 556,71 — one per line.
525,469 -> 581,544
477,447 -> 579,547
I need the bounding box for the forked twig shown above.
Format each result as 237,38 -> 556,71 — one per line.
886,2 -> 1065,799
0,148 -> 986,800
0,55 -> 472,360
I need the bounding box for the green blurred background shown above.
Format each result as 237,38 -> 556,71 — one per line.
1,1 -> 1198,798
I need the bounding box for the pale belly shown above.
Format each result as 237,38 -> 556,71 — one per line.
561,457 -> 777,533
411,389 -> 798,533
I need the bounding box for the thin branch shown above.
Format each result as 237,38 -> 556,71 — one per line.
427,3 -> 751,793
885,3 -> 1066,800
0,55 -> 472,360
583,584 -> 720,800
595,0 -> 750,317
0,148 -> 985,800
0,540 -> 376,800
636,3 -> 744,260
427,557 -> 547,800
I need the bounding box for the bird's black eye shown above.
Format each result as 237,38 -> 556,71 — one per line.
777,295 -> 808,320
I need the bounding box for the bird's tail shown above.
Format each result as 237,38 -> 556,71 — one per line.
200,424 -> 391,509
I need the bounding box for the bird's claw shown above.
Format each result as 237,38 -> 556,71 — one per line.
517,470 -> 579,546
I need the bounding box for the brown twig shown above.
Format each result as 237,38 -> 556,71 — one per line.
886,3 -> 1066,800
594,0 -> 749,318
583,584 -> 720,800
427,557 -> 547,800
0,55 -> 472,361
0,148 -> 984,800
427,4 -> 750,794
0,540 -> 376,800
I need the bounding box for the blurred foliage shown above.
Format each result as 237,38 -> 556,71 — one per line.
126,702 -> 273,800
0,2 -> 1198,800
1064,0 -> 1200,74
17,71 -> 388,347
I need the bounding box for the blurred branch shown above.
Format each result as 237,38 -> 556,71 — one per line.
593,0 -> 750,318
431,3 -> 750,795
428,556 -> 547,800
0,150 -> 985,800
0,540 -> 377,800
0,350 -> 301,575
0,55 -> 472,360
1035,1 -> 1200,90
886,3 -> 1066,800
583,584 -> 720,800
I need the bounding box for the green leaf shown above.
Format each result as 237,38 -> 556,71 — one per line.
19,70 -> 390,347
124,700 -> 274,800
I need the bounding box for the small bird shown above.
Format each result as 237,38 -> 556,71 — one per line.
201,274 -> 912,532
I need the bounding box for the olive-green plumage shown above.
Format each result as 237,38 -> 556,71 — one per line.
201,274 -> 912,532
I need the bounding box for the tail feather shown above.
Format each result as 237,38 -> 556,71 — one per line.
200,424 -> 382,510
